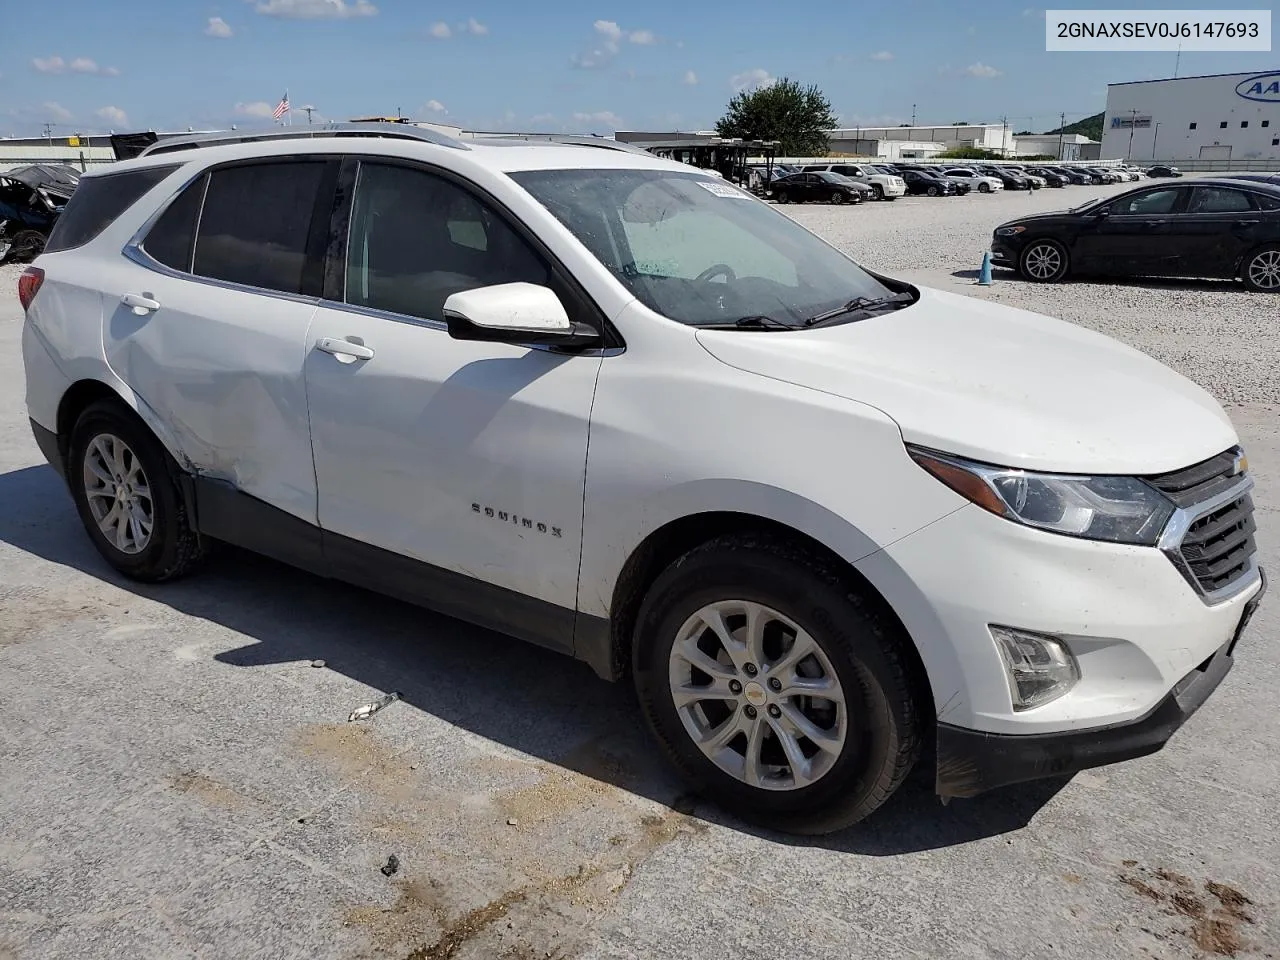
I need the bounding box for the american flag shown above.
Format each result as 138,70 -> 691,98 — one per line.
272,92 -> 290,121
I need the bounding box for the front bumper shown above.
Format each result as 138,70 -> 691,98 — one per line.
989,241 -> 1018,266
937,568 -> 1266,797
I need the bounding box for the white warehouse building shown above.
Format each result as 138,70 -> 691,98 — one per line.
1101,70 -> 1280,164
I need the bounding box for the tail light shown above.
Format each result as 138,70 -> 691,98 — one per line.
18,267 -> 44,312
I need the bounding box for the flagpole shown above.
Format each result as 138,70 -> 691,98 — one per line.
287,89 -> 292,126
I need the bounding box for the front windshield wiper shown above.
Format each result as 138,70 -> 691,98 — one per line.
697,315 -> 796,331
804,291 -> 915,327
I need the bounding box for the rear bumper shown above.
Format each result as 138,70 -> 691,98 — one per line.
936,568 -> 1266,798
30,417 -> 65,480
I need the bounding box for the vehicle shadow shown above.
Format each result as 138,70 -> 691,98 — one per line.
0,462 -> 1067,855
948,267 -> 1246,294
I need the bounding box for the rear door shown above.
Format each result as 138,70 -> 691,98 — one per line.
104,157 -> 338,523
1072,185 -> 1189,276
1173,185 -> 1266,277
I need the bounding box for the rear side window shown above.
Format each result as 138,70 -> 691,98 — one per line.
141,174 -> 207,272
44,164 -> 179,254
192,160 -> 331,295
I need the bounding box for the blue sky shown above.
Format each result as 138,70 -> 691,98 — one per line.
4,0 -> 1274,137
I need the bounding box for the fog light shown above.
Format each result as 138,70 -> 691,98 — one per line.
990,626 -> 1080,711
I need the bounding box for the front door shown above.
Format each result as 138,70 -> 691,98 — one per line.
303,159 -> 602,650
1072,185 -> 1189,276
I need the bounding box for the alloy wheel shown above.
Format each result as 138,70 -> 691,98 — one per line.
1024,242 -> 1064,281
82,433 -> 154,554
1247,250 -> 1280,290
668,600 -> 848,791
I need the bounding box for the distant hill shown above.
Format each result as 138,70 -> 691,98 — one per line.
1044,112 -> 1103,141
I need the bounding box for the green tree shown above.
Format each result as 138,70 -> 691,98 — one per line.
715,78 -> 837,156
937,145 -> 1003,160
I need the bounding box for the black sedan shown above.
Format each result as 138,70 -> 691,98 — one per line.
975,166 -> 1033,190
1030,168 -> 1070,187
1225,173 -> 1280,186
989,178 -> 1280,291
899,169 -> 957,196
769,171 -> 863,204
1147,164 -> 1183,178
1049,166 -> 1095,185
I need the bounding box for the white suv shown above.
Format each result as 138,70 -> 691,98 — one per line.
801,163 -> 906,200
19,125 -> 1266,834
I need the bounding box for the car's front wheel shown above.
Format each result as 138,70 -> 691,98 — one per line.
926,185 -> 939,197
829,192 -> 844,205
1243,245 -> 1280,293
775,191 -> 790,204
68,400 -> 208,582
632,535 -> 923,835
871,184 -> 884,201
1019,238 -> 1070,283
979,182 -> 991,193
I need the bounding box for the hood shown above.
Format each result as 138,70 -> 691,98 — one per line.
695,286 -> 1235,475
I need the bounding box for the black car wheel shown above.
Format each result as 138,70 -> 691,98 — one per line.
4,229 -> 47,264
871,184 -> 884,201
979,182 -> 991,193
1019,239 -> 1069,283
926,185 -> 939,197
830,192 -> 844,205
1242,245 -> 1280,293
776,191 -> 790,204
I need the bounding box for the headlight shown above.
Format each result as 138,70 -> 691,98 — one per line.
908,447 -> 1175,545
995,225 -> 1025,236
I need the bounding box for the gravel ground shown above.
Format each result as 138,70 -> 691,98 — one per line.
1,196 -> 1278,960
783,179 -> 1280,408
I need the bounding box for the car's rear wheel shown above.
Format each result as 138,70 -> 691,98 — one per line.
68,400 -> 208,582
979,182 -> 991,193
871,184 -> 884,201
632,534 -> 923,834
776,191 -> 790,204
830,192 -> 844,205
1019,239 -> 1069,283
1242,245 -> 1280,293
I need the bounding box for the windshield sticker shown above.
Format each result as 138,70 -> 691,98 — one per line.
695,180 -> 752,199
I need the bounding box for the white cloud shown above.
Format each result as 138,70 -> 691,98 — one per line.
35,55 -> 118,75
869,50 -> 893,61
429,21 -> 451,38
682,70 -> 698,86
43,101 -> 73,121
594,19 -> 623,45
424,99 -> 446,112
628,29 -> 656,45
70,57 -> 99,72
571,20 -> 651,67
251,0 -> 377,19
234,101 -> 276,118
530,112 -> 555,123
95,105 -> 128,126
730,68 -> 776,91
573,110 -> 621,127
964,61 -> 1002,77
33,56 -> 66,73
205,16 -> 234,37
461,17 -> 488,35
570,47 -> 613,68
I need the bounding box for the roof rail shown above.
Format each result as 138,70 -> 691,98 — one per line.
138,122 -> 469,157
463,132 -> 655,156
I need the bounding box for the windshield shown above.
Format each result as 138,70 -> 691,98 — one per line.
512,168 -> 895,328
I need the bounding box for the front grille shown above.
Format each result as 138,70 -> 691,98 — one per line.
1147,447 -> 1257,597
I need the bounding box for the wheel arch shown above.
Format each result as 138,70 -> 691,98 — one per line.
596,509 -> 935,724
54,378 -> 191,477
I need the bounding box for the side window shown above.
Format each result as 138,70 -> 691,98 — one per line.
1187,187 -> 1255,214
44,164 -> 180,254
193,160 -> 330,295
1111,189 -> 1181,216
141,174 -> 207,272
1257,194 -> 1280,211
345,161 -> 550,323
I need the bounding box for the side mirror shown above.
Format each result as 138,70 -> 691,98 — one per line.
1095,207 -> 1111,219
443,282 -> 599,347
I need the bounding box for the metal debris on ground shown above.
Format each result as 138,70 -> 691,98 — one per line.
309,659 -> 326,668
506,818 -> 519,826
347,692 -> 400,722
380,854 -> 400,877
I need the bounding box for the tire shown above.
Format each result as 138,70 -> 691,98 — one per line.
68,400 -> 208,582
829,192 -> 844,205
926,185 -> 939,197
979,182 -> 991,194
3,229 -> 46,264
1242,245 -> 1280,293
776,191 -> 790,204
1018,238 -> 1069,283
871,184 -> 884,201
632,534 -> 923,835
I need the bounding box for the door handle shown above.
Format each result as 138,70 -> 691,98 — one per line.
316,337 -> 375,362
1235,220 -> 1261,226
121,292 -> 160,315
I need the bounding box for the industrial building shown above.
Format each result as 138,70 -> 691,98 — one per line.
826,122 -> 1014,157
1102,70 -> 1280,163
0,135 -> 116,173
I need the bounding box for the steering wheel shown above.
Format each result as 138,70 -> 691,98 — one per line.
694,263 -> 737,283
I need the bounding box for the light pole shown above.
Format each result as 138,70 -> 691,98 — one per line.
1127,108 -> 1138,159
1152,122 -> 1160,160
1057,111 -> 1065,160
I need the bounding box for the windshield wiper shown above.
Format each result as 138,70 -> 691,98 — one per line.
697,315 -> 796,331
804,292 -> 915,327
